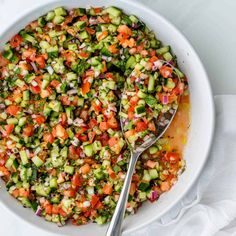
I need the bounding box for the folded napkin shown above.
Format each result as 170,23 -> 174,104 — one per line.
130,95 -> 236,236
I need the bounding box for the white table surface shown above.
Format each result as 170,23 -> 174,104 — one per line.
0,0 -> 236,235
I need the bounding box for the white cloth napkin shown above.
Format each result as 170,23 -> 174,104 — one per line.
130,95 -> 236,236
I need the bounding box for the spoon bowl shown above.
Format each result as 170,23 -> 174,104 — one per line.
106,62 -> 183,236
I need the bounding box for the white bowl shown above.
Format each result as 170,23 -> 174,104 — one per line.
0,0 -> 215,235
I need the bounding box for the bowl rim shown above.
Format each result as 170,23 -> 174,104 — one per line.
0,0 -> 215,235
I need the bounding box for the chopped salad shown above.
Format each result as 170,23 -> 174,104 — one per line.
0,6 -> 188,226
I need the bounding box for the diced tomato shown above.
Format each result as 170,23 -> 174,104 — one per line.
64,188 -> 76,198
128,106 -> 134,120
10,34 -> 23,48
0,124 -> 14,137
108,137 -> 119,147
88,131 -> 96,143
124,129 -> 135,139
135,121 -> 147,132
58,207 -> 67,217
91,195 -> 100,208
98,133 -> 109,146
88,119 -> 98,129
22,48 -> 36,61
23,125 -> 34,137
172,82 -> 185,96
12,189 -> 20,198
117,25 -> 132,36
165,152 -> 180,164
130,95 -> 139,105
101,60 -> 107,73
0,166 -> 10,177
80,109 -> 89,121
97,31 -> 108,41
50,80 -> 60,88
78,51 -> 89,59
85,27 -> 95,35
160,181 -> 171,192
94,7 -> 102,13
80,164 -> 91,174
60,113 -> 67,126
148,121 -> 156,132
43,133 -> 54,144
0,53 -> 9,67
129,183 -> 136,196
40,89 -> 51,98
6,105 -> 21,116
81,82 -> 91,95
45,204 -> 53,215
52,124 -> 68,139
77,134 -> 88,142
52,205 -> 59,215
108,44 -> 119,54
107,116 -> 119,129
19,188 -> 30,198
35,115 -> 46,125
92,101 -> 102,113
149,56 -> 158,63
99,122 -> 109,131
60,95 -> 71,106
31,85 -> 41,94
35,56 -> 46,69
0,155 -> 7,166
107,167 -> 116,180
72,173 -> 83,187
102,183 -> 113,195
146,160 -> 157,168
160,66 -> 173,78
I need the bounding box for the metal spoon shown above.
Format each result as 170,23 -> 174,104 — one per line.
106,61 -> 183,236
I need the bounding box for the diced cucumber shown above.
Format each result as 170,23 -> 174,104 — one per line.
95,216 -> 107,225
105,7 -> 121,18
84,144 -> 94,157
142,170 -> 151,182
93,140 -> 102,152
149,146 -> 158,154
166,78 -> 176,89
138,182 -> 150,191
35,185 -> 51,197
77,97 -> 84,106
7,118 -> 18,125
148,169 -> 158,179
138,191 -> 147,201
79,30 -> 89,40
53,16 -> 65,25
156,46 -> 170,55
126,56 -> 136,69
22,34 -> 37,45
46,11 -> 55,21
148,75 -> 156,92
74,21 -> 86,29
32,155 -> 44,167
145,95 -> 157,108
54,7 -> 67,16
64,165 -> 74,175
163,52 -> 173,61
137,90 -> 147,98
66,72 -> 77,81
5,154 -> 16,169
20,150 -> 29,166
135,105 -> 146,114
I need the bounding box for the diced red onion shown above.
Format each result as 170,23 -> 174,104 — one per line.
162,95 -> 169,105
117,154 -> 123,162
35,206 -> 42,216
149,190 -> 159,202
30,62 -> 38,72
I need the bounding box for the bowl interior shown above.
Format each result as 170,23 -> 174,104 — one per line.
0,0 -> 214,235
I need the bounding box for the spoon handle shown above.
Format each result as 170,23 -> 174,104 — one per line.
106,152 -> 141,236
